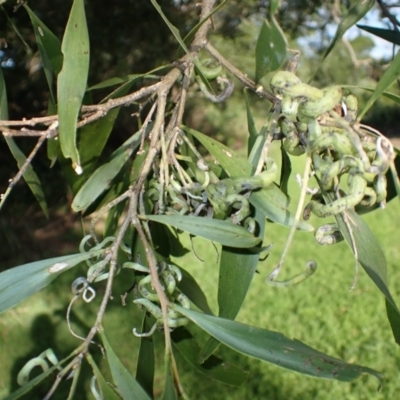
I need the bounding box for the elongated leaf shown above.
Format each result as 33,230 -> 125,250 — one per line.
185,126 -> 313,231
89,74 -> 142,90
24,5 -> 63,104
270,0 -> 281,15
145,215 -> 261,248
386,299 -> 400,345
149,0 -> 189,57
149,0 -> 208,86
357,24 -> 400,46
179,268 -> 213,315
280,143 -> 292,197
172,327 -> 248,386
135,315 -> 155,398
334,209 -> 400,344
86,353 -> 122,400
0,68 -> 49,217
72,129 -> 142,211
181,0 -> 227,49
57,0 -> 90,171
0,250 -> 105,314
321,0 -> 374,63
3,137 -> 49,218
99,326 -> 151,400
0,5 -> 30,50
174,306 -> 383,385
65,79 -> 134,195
185,125 -> 253,177
255,18 -> 287,82
341,84 -> 400,105
358,49 -> 400,119
389,159 -> 400,204
245,90 -> 258,154
88,65 -> 170,91
199,209 -> 265,362
335,209 -> 396,308
68,108 -> 122,194
161,358 -> 177,400
250,187 -> 313,231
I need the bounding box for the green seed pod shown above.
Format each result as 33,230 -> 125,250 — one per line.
134,298 -> 163,320
299,86 -> 342,118
314,224 -> 344,245
281,96 -> 300,116
343,93 -> 358,122
270,71 -> 301,95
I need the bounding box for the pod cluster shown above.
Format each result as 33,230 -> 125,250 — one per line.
271,71 -> 394,227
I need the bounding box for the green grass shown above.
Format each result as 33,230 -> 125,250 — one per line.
1,151 -> 400,399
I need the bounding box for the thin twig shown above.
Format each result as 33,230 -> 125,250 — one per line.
205,42 -> 277,103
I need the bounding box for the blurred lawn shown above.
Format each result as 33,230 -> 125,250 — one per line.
1,150 -> 400,399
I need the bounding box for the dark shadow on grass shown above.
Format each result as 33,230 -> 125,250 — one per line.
8,312 -> 103,400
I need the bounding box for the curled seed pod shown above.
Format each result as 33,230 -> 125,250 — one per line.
281,96 -> 300,116
83,286 -> 96,303
307,172 -> 367,218
299,86 -> 342,118
71,277 -> 88,295
343,93 -> 358,122
315,224 -> 344,245
197,159 -> 209,171
134,298 -> 163,320
168,264 -> 182,282
270,70 -> 301,96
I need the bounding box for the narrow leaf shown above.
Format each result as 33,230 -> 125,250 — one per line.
279,143 -> 292,197
24,5 -> 63,104
68,107 -> 121,194
0,68 -> 49,217
99,326 -> 151,400
174,306 -> 383,385
161,358 -> 177,400
57,0 -> 90,171
179,268 -> 213,315
88,65 -> 169,91
358,48 -> 400,119
172,327 -> 249,386
72,129 -> 142,211
85,353 -> 122,400
0,250 -> 105,314
181,0 -> 227,49
388,160 -> 400,203
199,209 -> 265,362
149,0 -> 207,82
386,299 -> 400,345
321,0 -> 374,63
245,90 -> 258,154
341,84 -> 400,105
357,24 -> 400,46
250,187 -> 313,231
3,137 -> 49,218
65,78 -> 134,195
0,5 -> 30,51
334,209 -> 400,345
335,209 -> 397,309
185,125 -> 253,177
145,215 -> 261,248
135,315 -> 155,398
270,0 -> 281,15
255,18 -> 287,82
